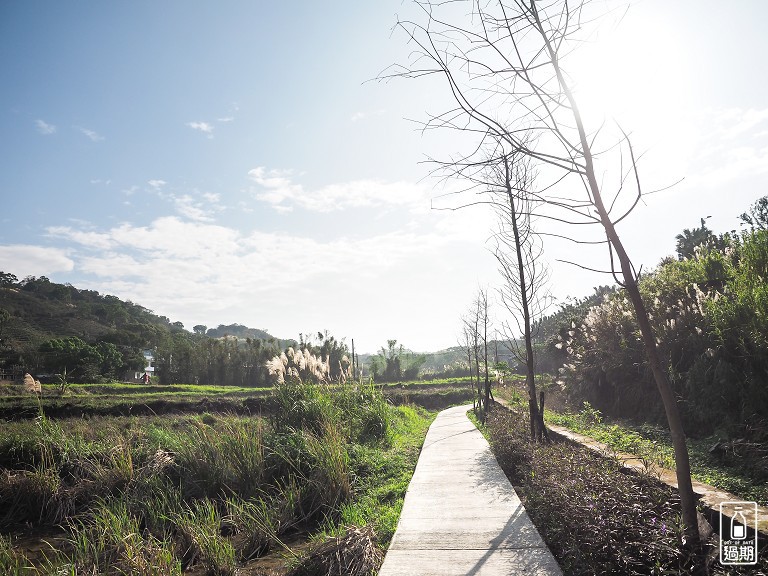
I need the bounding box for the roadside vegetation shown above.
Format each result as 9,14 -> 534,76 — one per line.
536,210 -> 768,444
496,378 -> 768,508
0,378 -> 436,575
480,401 -> 768,575
546,403 -> 768,506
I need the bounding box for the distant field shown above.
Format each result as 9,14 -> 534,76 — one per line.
0,377 -> 477,419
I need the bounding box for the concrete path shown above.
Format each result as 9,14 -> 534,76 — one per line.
379,405 -> 562,576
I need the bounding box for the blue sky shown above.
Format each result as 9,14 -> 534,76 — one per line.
2,1 -> 767,353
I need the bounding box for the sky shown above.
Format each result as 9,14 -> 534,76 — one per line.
1,1 -> 767,354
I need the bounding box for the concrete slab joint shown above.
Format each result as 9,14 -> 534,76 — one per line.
379,404 -> 563,576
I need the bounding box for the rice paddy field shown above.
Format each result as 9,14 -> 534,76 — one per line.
0,378 -> 467,575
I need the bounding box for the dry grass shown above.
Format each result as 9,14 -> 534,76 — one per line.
286,525 -> 383,576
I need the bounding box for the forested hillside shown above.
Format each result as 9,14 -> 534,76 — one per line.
0,273 -> 286,385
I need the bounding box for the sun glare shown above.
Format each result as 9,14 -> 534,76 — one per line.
566,5 -> 690,135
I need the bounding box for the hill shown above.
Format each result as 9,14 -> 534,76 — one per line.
0,272 -> 282,383
205,323 -> 273,340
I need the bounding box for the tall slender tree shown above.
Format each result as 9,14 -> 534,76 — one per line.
493,152 -> 551,440
385,0 -> 700,544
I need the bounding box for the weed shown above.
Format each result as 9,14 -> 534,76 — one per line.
0,535 -> 28,576
169,498 -> 237,575
68,498 -> 181,575
224,495 -> 280,561
287,525 -> 383,576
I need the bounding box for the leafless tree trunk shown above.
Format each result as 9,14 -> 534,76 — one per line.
494,152 -> 551,441
475,288 -> 492,414
384,0 -> 700,544
463,290 -> 493,417
459,322 -> 477,409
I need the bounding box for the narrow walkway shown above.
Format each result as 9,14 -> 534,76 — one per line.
379,405 -> 562,576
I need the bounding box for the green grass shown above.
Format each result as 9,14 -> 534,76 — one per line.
379,375 -> 475,387
0,378 -> 440,573
319,404 -> 435,547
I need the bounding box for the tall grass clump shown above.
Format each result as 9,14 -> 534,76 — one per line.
224,496 -> 280,562
169,498 -> 237,576
145,416 -> 265,500
269,374 -> 392,446
68,499 -> 181,576
0,535 -> 28,576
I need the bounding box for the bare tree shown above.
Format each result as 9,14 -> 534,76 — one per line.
461,288 -> 493,417
493,152 -> 551,441
477,287 -> 492,414
459,320 -> 477,408
384,0 -> 700,544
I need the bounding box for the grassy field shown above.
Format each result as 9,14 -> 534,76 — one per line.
0,377 -> 475,420
0,378 -> 441,575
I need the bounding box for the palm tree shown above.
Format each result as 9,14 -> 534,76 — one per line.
675,219 -> 714,260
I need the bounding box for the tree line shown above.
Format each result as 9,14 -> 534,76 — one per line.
542,200 -> 768,436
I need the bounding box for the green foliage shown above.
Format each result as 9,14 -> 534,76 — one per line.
739,195 -> 768,231
674,220 -> 718,260
370,339 -> 426,382
0,380 -> 435,572
549,220 -> 768,436
0,272 -> 284,386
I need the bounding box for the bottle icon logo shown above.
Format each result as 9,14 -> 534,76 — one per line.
720,501 -> 758,565
731,508 -> 747,540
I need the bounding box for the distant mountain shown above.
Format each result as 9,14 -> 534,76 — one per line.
205,324 -> 274,341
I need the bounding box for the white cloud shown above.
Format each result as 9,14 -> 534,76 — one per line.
46,226 -> 114,250
711,107 -> 768,140
148,179 -> 167,190
351,109 -> 385,122
0,245 -> 73,276
77,126 -> 104,141
187,121 -> 214,135
173,194 -> 215,222
35,119 -> 56,135
217,116 -> 235,123
38,211 -> 498,352
685,107 -> 768,188
248,167 -> 430,213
